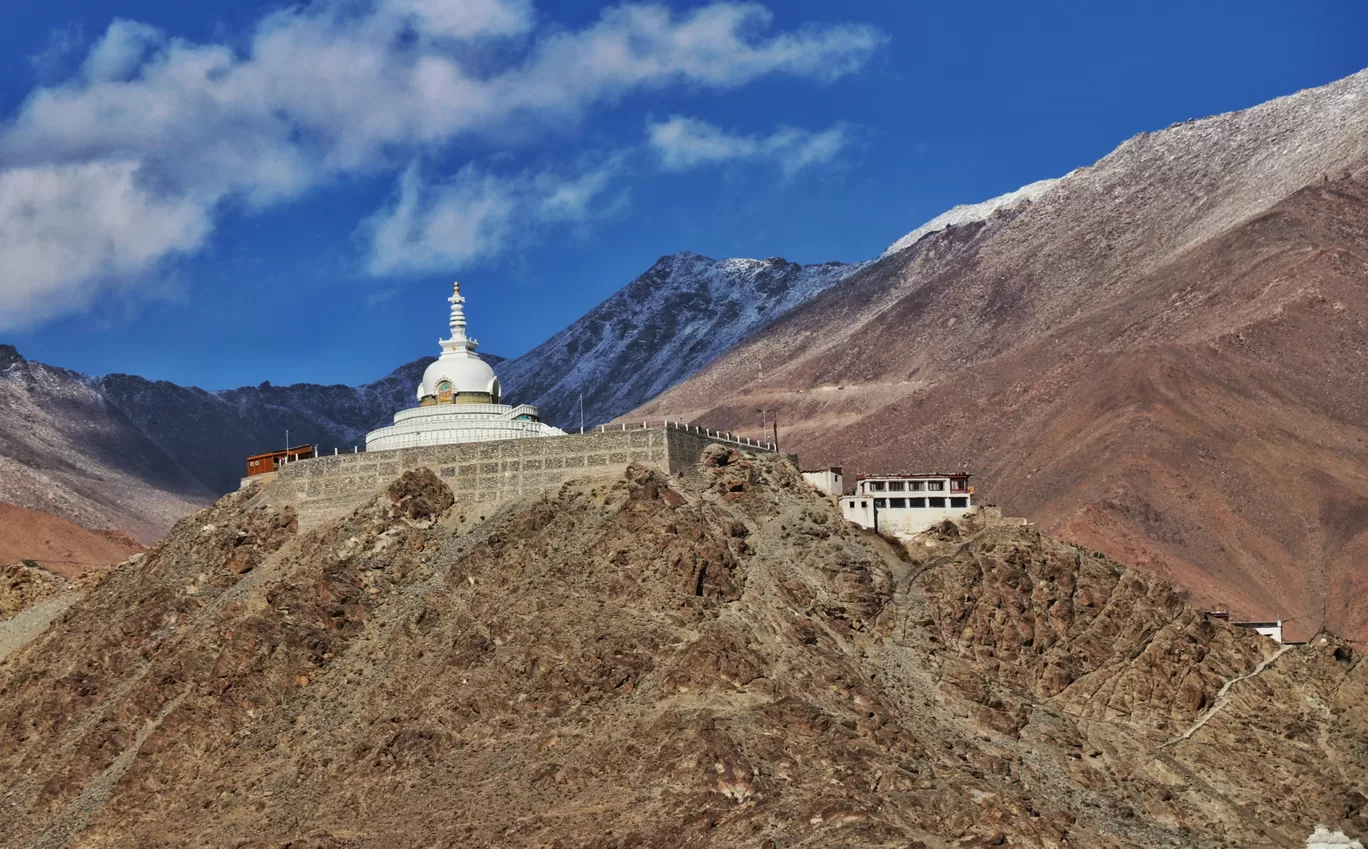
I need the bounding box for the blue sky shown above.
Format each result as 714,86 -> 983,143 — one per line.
2,0 -> 1365,390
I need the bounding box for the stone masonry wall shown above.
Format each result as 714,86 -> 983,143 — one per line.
265,426 -> 767,528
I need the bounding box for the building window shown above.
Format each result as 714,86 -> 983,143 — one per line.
873,498 -> 887,509
909,481 -> 925,491
888,481 -> 905,492
950,497 -> 968,508
929,497 -> 946,508
860,501 -> 867,508
869,481 -> 886,492
890,498 -> 906,508
950,479 -> 968,492
927,481 -> 945,491
909,497 -> 926,508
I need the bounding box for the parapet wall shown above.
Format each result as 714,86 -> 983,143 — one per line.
264,423 -> 776,528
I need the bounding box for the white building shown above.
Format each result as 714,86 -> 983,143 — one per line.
801,466 -> 844,496
840,473 -> 973,537
365,281 -> 565,452
1234,619 -> 1284,644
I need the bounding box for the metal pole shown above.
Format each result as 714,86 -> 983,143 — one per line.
580,394 -> 584,434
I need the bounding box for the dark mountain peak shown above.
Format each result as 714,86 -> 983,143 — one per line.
0,344 -> 25,369
652,250 -> 715,270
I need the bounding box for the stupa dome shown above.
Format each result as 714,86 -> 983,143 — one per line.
365,278 -> 565,452
414,280 -> 501,405
418,354 -> 500,403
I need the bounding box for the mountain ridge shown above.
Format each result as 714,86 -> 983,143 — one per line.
498,251 -> 858,428
625,68 -> 1368,640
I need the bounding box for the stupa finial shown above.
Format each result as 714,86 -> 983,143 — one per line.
442,279 -> 478,354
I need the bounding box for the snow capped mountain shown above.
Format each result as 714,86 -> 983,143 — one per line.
880,175 -> 1070,258
498,251 -> 858,429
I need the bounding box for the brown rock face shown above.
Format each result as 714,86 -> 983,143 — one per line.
0,562 -> 67,619
629,70 -> 1368,641
0,456 -> 1364,848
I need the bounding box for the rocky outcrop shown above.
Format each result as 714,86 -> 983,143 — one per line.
0,452 -> 1363,847
0,562 -> 66,620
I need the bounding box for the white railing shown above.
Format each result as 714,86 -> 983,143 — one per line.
277,418 -> 779,473
591,419 -> 777,452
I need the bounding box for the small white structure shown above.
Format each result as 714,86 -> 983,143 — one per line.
801,466 -> 844,496
1235,619 -> 1284,644
840,473 -> 973,537
1205,612 -> 1287,644
366,281 -> 565,451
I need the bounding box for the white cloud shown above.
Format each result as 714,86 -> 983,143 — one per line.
82,20 -> 164,82
0,1 -> 881,330
0,161 -> 212,330
647,114 -> 853,177
363,158 -> 624,276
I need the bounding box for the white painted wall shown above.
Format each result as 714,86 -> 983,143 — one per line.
1235,621 -> 1284,644
365,402 -> 564,451
801,468 -> 843,496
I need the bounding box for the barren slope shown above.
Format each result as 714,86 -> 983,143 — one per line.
0,504 -> 143,577
0,453 -> 1364,847
0,350 -> 211,543
631,70 -> 1368,640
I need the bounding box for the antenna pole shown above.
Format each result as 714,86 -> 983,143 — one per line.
580,394 -> 585,434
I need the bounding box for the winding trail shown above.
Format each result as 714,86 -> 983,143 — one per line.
1161,643 -> 1294,749
29,693 -> 186,849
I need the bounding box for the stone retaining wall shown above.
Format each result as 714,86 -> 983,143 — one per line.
264,425 -> 772,528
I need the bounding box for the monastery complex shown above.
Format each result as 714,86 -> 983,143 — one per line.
246,281 -> 976,538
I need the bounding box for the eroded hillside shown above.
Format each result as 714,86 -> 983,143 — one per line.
0,451 -> 1363,848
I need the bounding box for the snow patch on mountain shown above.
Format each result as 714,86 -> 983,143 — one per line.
498,251 -> 858,429
881,174 -> 1072,258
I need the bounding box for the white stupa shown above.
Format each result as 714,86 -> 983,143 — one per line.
365,281 -> 564,451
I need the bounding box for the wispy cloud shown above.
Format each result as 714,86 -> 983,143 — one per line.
362,157 -> 626,276
365,287 -> 402,307
647,114 -> 854,178
0,0 -> 882,331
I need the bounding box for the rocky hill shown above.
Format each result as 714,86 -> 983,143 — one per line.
497,252 -> 856,428
0,450 -> 1363,847
629,68 -> 1368,641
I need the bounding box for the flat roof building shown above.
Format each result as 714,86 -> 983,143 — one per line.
245,445 -> 315,478
840,473 -> 973,538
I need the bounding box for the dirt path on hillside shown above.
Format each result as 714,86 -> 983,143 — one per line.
0,595 -> 79,662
